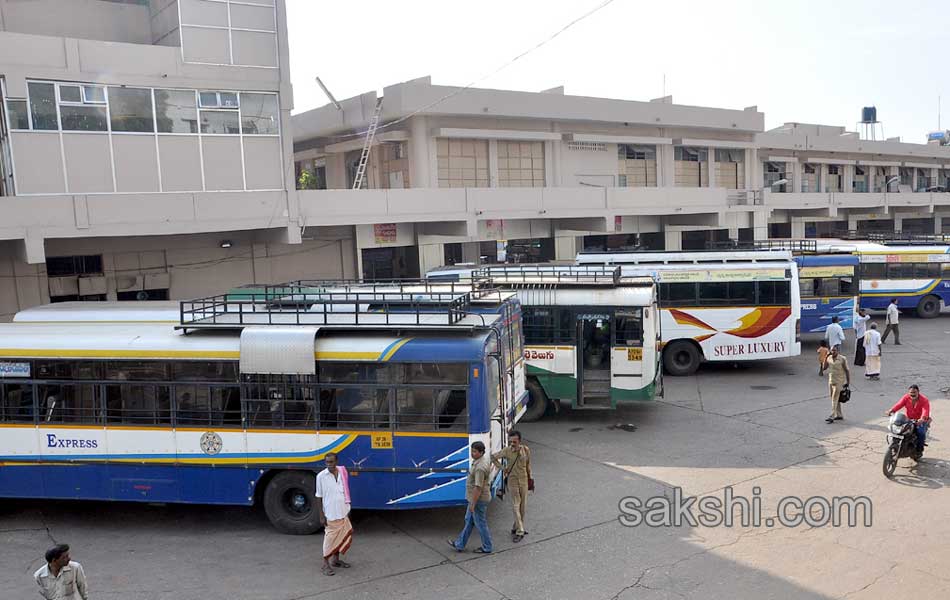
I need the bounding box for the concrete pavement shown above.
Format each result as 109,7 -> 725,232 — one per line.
2,316 -> 949,599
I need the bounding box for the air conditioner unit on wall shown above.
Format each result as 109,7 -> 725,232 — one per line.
115,275 -> 144,293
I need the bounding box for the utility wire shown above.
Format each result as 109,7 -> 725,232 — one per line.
322,0 -> 617,144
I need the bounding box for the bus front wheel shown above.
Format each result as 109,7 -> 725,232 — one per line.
263,470 -> 323,535
663,341 -> 701,376
916,295 -> 941,319
521,379 -> 549,422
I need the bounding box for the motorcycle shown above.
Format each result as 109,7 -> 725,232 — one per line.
883,412 -> 927,478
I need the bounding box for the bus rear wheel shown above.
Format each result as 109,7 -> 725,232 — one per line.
663,341 -> 701,376
916,295 -> 941,319
263,471 -> 323,535
521,379 -> 549,422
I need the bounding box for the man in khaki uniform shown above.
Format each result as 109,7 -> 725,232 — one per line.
492,430 -> 532,543
824,345 -> 851,424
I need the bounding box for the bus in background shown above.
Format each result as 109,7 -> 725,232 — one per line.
0,287 -> 521,534
793,254 -> 859,334
477,265 -> 660,419
850,242 -> 950,319
576,251 -> 801,376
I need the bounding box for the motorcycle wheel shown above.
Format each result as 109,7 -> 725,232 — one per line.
882,444 -> 899,479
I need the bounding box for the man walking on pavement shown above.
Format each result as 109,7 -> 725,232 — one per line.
881,298 -> 901,345
448,441 -> 493,554
824,344 -> 850,424
35,544 -> 88,600
853,308 -> 870,366
492,430 -> 533,543
824,316 -> 845,351
315,452 -> 353,576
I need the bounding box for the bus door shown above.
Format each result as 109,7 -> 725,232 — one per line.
575,311 -> 611,408
610,308 -> 647,404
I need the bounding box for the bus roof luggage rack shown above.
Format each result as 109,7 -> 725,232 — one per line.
475,264 -> 624,286
752,239 -> 818,254
178,288 -> 492,333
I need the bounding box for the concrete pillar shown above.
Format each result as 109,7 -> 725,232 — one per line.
707,147 -> 716,188
461,241 -> 481,264
848,214 -> 859,231
843,164 -> 855,193
753,210 -> 768,240
930,167 -> 939,191
544,140 -> 556,187
728,226 -> 739,240
893,214 -> 903,234
409,116 -> 432,188
744,148 -> 757,192
554,236 -> 581,261
935,215 -> 944,234
488,140 -> 499,188
418,243 -> 445,275
658,144 -> 674,187
664,228 -> 682,251
912,168 -> 918,192
791,220 -> 806,239
325,153 -> 347,189
789,160 -> 802,193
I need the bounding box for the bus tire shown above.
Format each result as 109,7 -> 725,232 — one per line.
521,379 -> 549,422
663,340 -> 701,376
916,295 -> 941,319
263,470 -> 323,535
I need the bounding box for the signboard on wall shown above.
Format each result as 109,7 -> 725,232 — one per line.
373,223 -> 398,244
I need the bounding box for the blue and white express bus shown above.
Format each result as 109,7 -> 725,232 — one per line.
0,290 -> 526,534
794,254 -> 860,334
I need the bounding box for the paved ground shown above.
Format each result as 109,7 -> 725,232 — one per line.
3,315 -> 950,599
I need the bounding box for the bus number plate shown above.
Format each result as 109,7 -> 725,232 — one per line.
627,348 -> 642,361
371,432 -> 393,449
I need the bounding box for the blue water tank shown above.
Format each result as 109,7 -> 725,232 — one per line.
861,106 -> 877,123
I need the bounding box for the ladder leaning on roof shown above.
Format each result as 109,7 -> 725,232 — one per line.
351,98 -> 384,190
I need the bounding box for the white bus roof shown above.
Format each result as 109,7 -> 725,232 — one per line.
0,322 -> 489,361
810,240 -> 950,254
14,301 -> 180,323
516,286 -> 654,307
576,250 -> 793,264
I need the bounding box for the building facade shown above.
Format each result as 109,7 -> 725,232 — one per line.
4,5 -> 950,319
0,0 -> 355,320
293,77 -> 950,279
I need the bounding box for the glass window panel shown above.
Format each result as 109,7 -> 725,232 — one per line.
82,85 -> 106,104
614,309 -> 643,346
39,383 -> 99,423
28,82 -> 58,130
757,281 -> 791,305
320,386 -> 390,429
34,360 -> 101,379
839,277 -> 854,295
219,92 -> 239,108
861,263 -> 886,279
105,360 -> 170,381
105,384 -> 171,424
108,87 -> 154,133
155,89 -> 198,134
1,383 -> 35,423
729,281 -> 756,305
172,361 -> 237,382
239,93 -> 278,134
319,362 -> 395,384
6,100 -> 30,129
818,279 -> 840,297
698,282 -> 729,305
60,105 -> 107,131
660,282 -> 697,306
200,110 -> 240,134
59,85 -> 82,103
799,278 -> 817,298
199,91 -> 219,107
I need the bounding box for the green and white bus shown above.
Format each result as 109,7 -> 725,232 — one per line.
429,265 -> 660,420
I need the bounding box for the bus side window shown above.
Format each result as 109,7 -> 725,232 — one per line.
839,277 -> 853,295
105,384 -> 171,425
0,383 -> 35,423
861,263 -> 886,279
818,278 -> 840,297
757,281 -> 791,305
39,383 -> 99,424
799,278 -> 816,298
660,282 -> 697,307
614,310 -> 643,346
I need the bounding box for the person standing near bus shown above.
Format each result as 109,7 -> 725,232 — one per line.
853,308 -> 870,367
863,322 -> 882,380
824,345 -> 850,424
881,298 -> 901,345
492,430 -> 533,543
34,544 -> 88,600
824,316 -> 845,351
316,452 -> 353,576
448,441 -> 493,554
